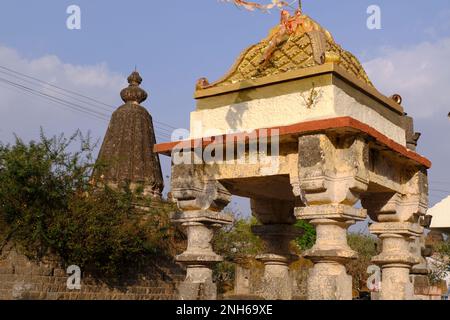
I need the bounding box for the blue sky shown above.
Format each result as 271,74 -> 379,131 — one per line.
0,0 -> 450,222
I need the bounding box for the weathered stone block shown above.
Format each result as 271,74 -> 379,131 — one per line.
178,281 -> 217,300
306,262 -> 352,300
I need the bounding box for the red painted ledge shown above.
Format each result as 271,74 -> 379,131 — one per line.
154,116 -> 431,169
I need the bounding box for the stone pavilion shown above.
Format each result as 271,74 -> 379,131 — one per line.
155,12 -> 431,300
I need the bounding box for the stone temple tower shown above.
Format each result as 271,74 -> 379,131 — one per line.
94,71 -> 164,198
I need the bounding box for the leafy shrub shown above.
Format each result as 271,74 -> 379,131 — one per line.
294,220 -> 316,250
0,130 -> 177,278
429,238 -> 450,285
214,216 -> 264,260
346,233 -> 379,292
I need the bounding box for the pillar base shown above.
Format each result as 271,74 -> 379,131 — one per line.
255,254 -> 295,300
178,266 -> 218,300
379,264 -> 414,300
307,262 -> 352,300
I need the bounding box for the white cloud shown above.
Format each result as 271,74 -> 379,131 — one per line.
364,37 -> 450,206
364,38 -> 450,118
0,44 -> 126,145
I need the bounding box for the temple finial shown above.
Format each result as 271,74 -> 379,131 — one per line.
120,70 -> 148,104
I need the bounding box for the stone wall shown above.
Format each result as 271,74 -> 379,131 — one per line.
0,245 -> 185,300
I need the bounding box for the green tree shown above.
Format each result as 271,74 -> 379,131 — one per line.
294,220 -> 316,250
214,216 -> 264,260
0,131 -> 177,278
346,233 -> 379,292
0,131 -> 93,257
429,238 -> 450,285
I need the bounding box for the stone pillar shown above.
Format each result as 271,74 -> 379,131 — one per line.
410,215 -> 433,299
293,133 -> 369,300
251,198 -> 300,300
296,204 -> 366,300
411,233 -> 429,276
362,170 -> 429,300
369,222 -> 422,300
173,212 -> 232,300
411,215 -> 432,276
171,163 -> 233,300
252,224 -> 302,300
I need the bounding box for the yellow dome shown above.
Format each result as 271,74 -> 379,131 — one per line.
201,13 -> 372,90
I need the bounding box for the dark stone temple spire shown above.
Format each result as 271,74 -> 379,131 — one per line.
94,71 -> 164,198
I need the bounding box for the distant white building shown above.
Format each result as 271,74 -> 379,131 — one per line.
428,196 -> 450,234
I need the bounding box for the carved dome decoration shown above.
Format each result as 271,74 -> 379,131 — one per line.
200,13 -> 373,90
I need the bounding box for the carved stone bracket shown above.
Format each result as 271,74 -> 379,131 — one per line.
363,190 -> 428,226
297,133 -> 369,206
171,163 -> 232,212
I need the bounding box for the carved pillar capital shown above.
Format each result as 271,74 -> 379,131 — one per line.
252,224 -> 303,264
251,198 -> 296,224
296,204 -> 366,264
172,211 -> 233,264
370,222 -> 422,267
362,192 -> 428,223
